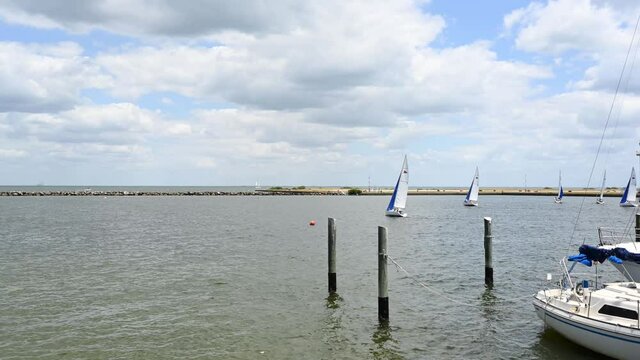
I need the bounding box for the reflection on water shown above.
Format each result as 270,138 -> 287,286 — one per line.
371,322 -> 404,360
326,292 -> 342,309
530,327 -> 608,360
0,195 -> 632,359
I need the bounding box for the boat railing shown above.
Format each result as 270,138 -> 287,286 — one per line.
560,257 -> 574,289
598,227 -> 635,245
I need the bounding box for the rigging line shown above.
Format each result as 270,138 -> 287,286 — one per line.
386,256 -> 474,307
386,256 -> 537,306
571,14 -> 640,248
622,207 -> 639,238
602,26 -> 640,226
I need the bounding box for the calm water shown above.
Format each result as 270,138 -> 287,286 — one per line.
1,195 -> 636,359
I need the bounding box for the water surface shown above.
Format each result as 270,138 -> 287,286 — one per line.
0,195 -> 634,359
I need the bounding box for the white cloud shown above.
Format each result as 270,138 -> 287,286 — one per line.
5,103 -> 155,144
0,0 -> 639,186
505,0 -> 630,55
0,41 -> 110,113
0,0 -> 311,37
164,123 -> 191,136
0,148 -> 27,158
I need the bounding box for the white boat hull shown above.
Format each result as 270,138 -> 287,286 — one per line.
533,296 -> 640,360
620,202 -> 638,207
385,210 -> 407,217
463,200 -> 478,207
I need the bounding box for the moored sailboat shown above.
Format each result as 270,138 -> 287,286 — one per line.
534,15 -> 640,357
385,155 -> 409,217
533,263 -> 640,360
463,167 -> 479,206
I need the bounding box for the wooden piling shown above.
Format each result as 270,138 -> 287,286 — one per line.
636,212 -> 640,242
484,217 -> 493,287
328,217 -> 337,293
378,226 -> 389,321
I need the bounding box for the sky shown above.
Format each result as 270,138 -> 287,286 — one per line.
0,0 -> 639,187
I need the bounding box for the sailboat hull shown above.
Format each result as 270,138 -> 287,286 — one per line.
385,210 -> 407,217
596,199 -> 604,205
533,297 -> 640,360
463,200 -> 478,207
620,202 -> 638,207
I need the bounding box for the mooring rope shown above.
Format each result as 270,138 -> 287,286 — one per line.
386,255 -> 536,306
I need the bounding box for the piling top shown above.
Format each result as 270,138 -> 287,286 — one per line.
484,217 -> 492,223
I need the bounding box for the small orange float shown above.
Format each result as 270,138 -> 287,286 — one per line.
309,220 -> 316,226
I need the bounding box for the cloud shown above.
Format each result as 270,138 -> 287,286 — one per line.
505,0 -> 640,93
4,103 -> 155,144
0,0 -> 312,37
1,0 -> 639,186
0,103 -> 177,167
505,0 -> 630,55
0,42 -> 109,113
0,148 -> 27,158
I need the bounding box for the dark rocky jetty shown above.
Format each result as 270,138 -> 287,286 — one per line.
0,190 -> 343,196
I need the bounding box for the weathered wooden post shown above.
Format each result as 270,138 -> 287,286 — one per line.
484,217 -> 493,287
378,226 -> 389,321
636,212 -> 640,242
328,217 -> 337,293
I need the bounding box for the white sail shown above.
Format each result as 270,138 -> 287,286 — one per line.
386,155 -> 409,216
597,170 -> 606,203
620,167 -> 637,206
464,167 -> 479,206
555,170 -> 564,203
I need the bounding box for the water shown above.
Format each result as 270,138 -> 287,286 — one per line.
0,185 -> 258,193
0,195 -> 636,359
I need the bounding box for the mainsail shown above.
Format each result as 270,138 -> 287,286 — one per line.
620,167 -> 637,206
464,167 -> 479,204
386,155 -> 409,212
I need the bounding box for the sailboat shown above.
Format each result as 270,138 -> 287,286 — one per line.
385,155 -> 409,217
619,167 -> 637,207
534,21 -> 640,358
533,261 -> 640,360
596,170 -> 606,204
554,170 -> 564,204
463,167 -> 479,206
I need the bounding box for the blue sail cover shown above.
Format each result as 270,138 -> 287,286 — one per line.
568,244 -> 640,267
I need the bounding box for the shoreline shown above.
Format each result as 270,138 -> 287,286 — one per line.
259,187 -> 624,197
0,187 -> 625,197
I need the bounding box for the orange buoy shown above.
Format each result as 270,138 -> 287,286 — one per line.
309,220 -> 316,226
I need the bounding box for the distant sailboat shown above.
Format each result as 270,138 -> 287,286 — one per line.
554,171 -> 564,204
463,167 -> 479,207
619,167 -> 637,207
596,170 -> 606,205
385,155 -> 409,217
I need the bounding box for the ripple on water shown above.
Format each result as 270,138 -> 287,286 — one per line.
0,195 -> 627,359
